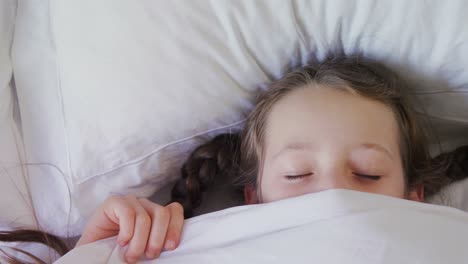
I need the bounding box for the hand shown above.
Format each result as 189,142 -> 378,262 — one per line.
76,194 -> 184,263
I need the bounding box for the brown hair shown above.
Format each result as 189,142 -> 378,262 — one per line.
171,55 -> 468,218
0,229 -> 68,264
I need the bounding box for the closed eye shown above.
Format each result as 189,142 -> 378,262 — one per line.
353,173 -> 381,181
285,173 -> 313,181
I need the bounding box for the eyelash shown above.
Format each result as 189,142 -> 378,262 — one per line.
353,173 -> 381,181
285,173 -> 312,181
285,173 -> 381,181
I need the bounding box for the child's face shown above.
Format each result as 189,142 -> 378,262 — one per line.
255,85 -> 421,203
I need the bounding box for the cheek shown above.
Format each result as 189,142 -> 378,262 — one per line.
259,171 -> 299,203
390,165 -> 406,198
259,163 -> 281,202
373,172 -> 406,198
259,175 -> 282,203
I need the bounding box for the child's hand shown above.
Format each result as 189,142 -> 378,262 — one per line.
76,195 -> 184,263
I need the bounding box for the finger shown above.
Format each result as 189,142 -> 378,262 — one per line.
76,196 -> 123,246
139,198 -> 170,259
164,202 -> 185,250
106,196 -> 136,247
123,195 -> 152,264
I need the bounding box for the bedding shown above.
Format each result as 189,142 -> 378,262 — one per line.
0,0 -> 57,261
0,0 -> 38,230
11,0 -> 468,237
55,190 -> 468,264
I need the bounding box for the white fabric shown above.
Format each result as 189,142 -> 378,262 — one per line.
11,0 -> 468,236
0,1 -> 57,262
55,190 -> 468,264
0,0 -> 38,230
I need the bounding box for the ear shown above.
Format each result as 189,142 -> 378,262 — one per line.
407,184 -> 424,202
244,184 -> 259,204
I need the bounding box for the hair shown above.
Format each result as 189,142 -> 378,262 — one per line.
170,55 -> 468,218
0,229 -> 68,264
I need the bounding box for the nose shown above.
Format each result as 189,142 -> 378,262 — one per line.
313,162 -> 350,192
314,176 -> 349,192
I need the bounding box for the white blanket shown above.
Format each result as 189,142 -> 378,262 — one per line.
55,190 -> 468,264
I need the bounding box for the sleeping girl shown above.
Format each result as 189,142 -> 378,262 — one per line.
1,55 -> 467,264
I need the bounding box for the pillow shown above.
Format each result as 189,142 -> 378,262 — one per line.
0,0 -> 38,230
12,0 -> 468,236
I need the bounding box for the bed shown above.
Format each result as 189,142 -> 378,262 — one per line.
1,0 -> 468,263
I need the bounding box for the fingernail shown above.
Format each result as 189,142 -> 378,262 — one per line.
126,256 -> 137,264
164,240 -> 175,250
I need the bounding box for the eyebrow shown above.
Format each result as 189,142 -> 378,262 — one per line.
272,142 -> 314,161
358,143 -> 394,161
272,142 -> 394,161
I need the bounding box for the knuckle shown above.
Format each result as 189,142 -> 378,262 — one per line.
169,202 -> 184,215
157,207 -> 170,219
121,205 -> 136,218
137,213 -> 152,226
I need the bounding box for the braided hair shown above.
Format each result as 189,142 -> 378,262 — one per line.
170,133 -> 244,218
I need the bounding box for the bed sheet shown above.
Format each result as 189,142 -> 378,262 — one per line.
56,190 -> 468,264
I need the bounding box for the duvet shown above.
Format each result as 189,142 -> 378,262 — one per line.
56,190 -> 468,263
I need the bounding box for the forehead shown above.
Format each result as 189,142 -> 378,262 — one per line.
263,85 -> 401,157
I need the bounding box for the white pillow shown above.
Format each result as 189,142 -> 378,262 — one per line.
0,0 -> 38,230
12,0 -> 468,236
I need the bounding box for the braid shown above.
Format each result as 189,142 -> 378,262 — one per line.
425,145 -> 468,197
444,145 -> 468,182
170,133 -> 242,218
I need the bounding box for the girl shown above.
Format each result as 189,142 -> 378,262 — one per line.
170,55 -> 468,215
1,55 -> 467,264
